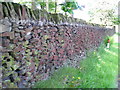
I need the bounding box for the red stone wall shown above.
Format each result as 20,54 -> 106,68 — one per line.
0,2 -> 115,88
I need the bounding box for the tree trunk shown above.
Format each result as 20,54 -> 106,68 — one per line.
4,0 -> 13,2
31,0 -> 36,10
55,0 -> 57,13
46,0 -> 49,12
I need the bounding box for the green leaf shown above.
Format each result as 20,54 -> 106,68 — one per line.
68,9 -> 73,14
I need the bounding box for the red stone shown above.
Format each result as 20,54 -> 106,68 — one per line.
59,58 -> 64,61
19,38 -> 24,41
49,56 -> 54,60
38,29 -> 42,33
59,49 -> 64,54
1,32 -> 11,37
25,35 -> 31,40
17,54 -> 23,60
2,39 -> 10,47
20,31 -> 26,36
43,55 -> 48,59
40,61 -> 45,65
13,39 -> 18,43
53,55 -> 58,60
52,48 -> 56,53
10,32 -> 15,39
36,46 -> 42,50
14,47 -> 21,52
62,43 -> 67,48
25,28 -> 33,33
34,29 -> 38,34
29,61 -> 35,73
68,50 -> 73,55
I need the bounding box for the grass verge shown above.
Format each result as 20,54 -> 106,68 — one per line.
33,39 -> 119,88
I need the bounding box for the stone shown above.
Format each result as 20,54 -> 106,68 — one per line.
0,48 -> 13,53
14,28 -> 24,33
13,39 -> 18,43
0,46 -> 3,51
0,32 -> 10,37
0,3 -> 3,19
53,55 -> 58,60
0,23 -> 11,33
18,25 -> 25,30
25,28 -> 33,34
2,39 -> 10,47
25,35 -> 31,40
14,47 -> 22,52
10,31 -> 14,39
0,32 -> 14,39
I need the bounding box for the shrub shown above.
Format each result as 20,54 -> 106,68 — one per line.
104,36 -> 114,46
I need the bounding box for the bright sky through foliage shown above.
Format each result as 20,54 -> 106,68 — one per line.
74,0 -> 119,21
13,0 -> 119,22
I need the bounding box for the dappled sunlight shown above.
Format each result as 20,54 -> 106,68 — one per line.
96,63 -> 101,68
96,54 -> 105,64
97,55 -> 101,59
104,48 -> 118,57
95,50 -> 117,72
96,54 -> 105,65
112,34 -> 118,43
101,60 -> 106,64
98,58 -> 102,61
112,45 -> 119,49
96,54 -> 106,72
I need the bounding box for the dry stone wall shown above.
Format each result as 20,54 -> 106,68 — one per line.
0,2 -> 115,88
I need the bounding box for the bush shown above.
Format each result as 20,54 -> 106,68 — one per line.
104,36 -> 114,46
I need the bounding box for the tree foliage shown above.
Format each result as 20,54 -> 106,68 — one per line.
88,0 -> 118,26
112,17 -> 120,25
60,0 -> 81,16
19,0 -> 82,15
19,0 -> 56,13
38,0 -> 56,13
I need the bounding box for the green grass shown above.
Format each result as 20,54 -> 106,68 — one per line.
33,36 -> 119,88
